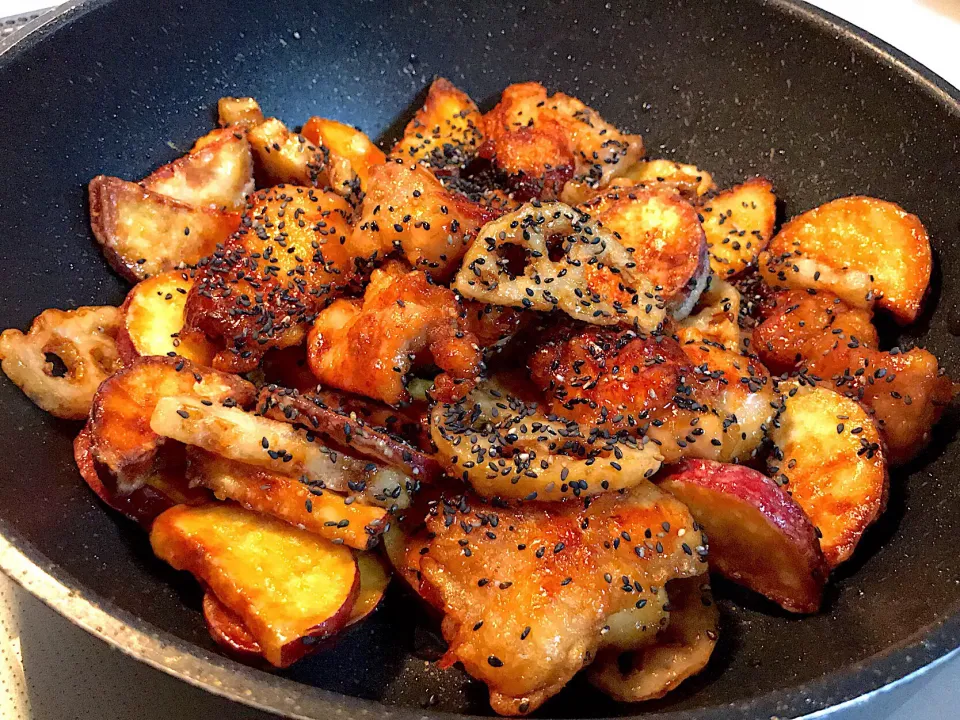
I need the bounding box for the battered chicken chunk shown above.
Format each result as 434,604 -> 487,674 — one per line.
350,158 -> 499,278
480,82 -> 644,200
184,185 -> 357,372
415,485 -> 706,715
307,261 -> 482,406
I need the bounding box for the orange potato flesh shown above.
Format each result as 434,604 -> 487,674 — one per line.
701,178 -> 777,279
88,175 -> 241,282
217,97 -> 264,130
117,271 -> 217,366
151,503 -> 359,667
349,552 -> 391,624
301,117 -> 386,192
89,356 -> 255,492
391,77 -> 484,173
587,577 -> 719,702
769,381 -> 888,567
659,459 -> 827,613
186,450 -> 389,550
141,128 -> 254,211
765,196 -> 931,323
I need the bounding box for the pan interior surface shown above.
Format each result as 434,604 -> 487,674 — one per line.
0,0 -> 958,718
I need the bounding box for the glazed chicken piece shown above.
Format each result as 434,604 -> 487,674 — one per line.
184,185 -> 357,372
480,82 -> 644,200
307,261 -> 482,406
350,158 -> 500,278
414,484 -> 706,715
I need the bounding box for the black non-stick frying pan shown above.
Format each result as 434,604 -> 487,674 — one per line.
0,0 -> 959,718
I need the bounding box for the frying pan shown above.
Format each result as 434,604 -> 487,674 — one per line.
0,0 -> 959,717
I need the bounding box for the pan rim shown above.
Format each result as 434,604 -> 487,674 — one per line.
1,0 -> 959,718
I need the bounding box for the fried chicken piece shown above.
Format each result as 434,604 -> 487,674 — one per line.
480,82 -> 644,200
461,301 -> 530,356
751,289 -> 878,374
415,485 -> 706,716
350,158 -> 499,279
184,185 -> 357,372
307,261 -> 481,406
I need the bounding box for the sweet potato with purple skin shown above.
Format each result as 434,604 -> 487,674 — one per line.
658,458 -> 828,613
88,175 -> 241,282
151,503 -> 360,668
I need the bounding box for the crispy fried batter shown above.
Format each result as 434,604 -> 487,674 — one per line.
415,485 -> 705,715
391,78 -> 484,174
350,158 -> 499,278
0,306 -> 122,420
89,176 -> 242,282
184,185 -> 356,372
307,261 -> 482,405
481,82 -> 644,200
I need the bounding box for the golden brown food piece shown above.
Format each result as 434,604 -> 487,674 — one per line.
675,277 -> 742,350
217,97 -> 264,130
802,340 -> 954,466
751,289 -> 877,375
700,178 -> 777,279
0,306 -> 122,420
454,202 -> 666,331
301,117 -> 386,193
350,158 -> 499,278
588,577 -> 719,701
186,450 -> 389,550
151,503 -> 359,667
763,196 -> 931,323
619,159 -> 716,199
75,426 -> 208,528
117,271 -> 217,366
461,301 -> 529,355
307,261 -> 481,406
431,379 -> 663,501
184,185 -> 356,372
416,485 -> 706,716
347,552 -> 392,624
581,185 -> 709,315
88,176 -> 242,282
141,129 -> 254,211
391,77 -> 484,174
247,117 -> 327,188
481,82 -> 644,201
769,381 -> 888,567
89,356 -> 255,492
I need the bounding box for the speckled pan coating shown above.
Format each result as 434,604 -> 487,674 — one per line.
0,0 -> 958,718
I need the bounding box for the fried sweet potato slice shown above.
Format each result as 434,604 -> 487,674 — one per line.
802,341 -> 954,466
391,77 -> 484,174
675,277 -> 743,350
257,387 -> 444,483
151,396 -> 412,510
75,426 -> 208,528
349,552 -> 392,624
117,271 -> 217,365
184,185 -> 356,372
89,356 -> 255,492
151,503 -> 359,667
700,178 -> 777,279
217,97 -> 264,130
481,82 -> 644,200
581,185 -> 710,317
431,379 -> 663,501
141,129 -> 254,211
301,117 -> 386,193
416,484 -> 705,716
619,159 -> 716,199
769,381 -> 888,567
89,176 -> 242,282
762,196 -> 931,323
751,289 -> 878,374
186,450 -> 389,550
350,158 -> 499,278
587,577 -> 719,702
247,117 -> 327,188
307,261 -> 481,406
659,459 -> 827,613
0,306 -> 122,419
